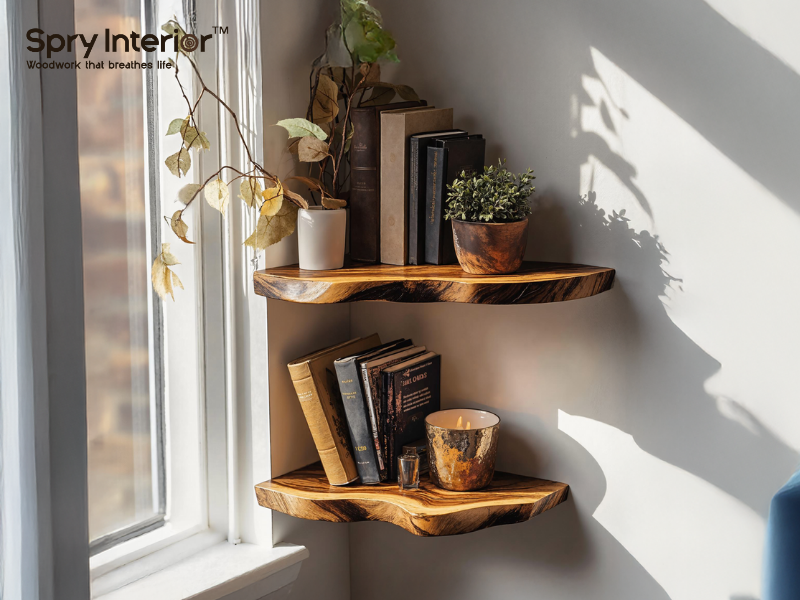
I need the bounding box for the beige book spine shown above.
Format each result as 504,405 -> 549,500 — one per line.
289,367 -> 358,486
380,114 -> 410,265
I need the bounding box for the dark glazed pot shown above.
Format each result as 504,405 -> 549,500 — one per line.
451,218 -> 529,275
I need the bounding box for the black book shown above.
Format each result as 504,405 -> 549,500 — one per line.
335,339 -> 412,484
424,135 -> 486,265
408,130 -> 467,265
359,345 -> 427,480
381,352 -> 441,481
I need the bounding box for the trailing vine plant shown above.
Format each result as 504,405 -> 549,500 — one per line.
152,0 -> 418,300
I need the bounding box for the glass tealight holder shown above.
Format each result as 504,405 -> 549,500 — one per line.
398,449 -> 420,490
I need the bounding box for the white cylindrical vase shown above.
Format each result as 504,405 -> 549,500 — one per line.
297,207 -> 346,271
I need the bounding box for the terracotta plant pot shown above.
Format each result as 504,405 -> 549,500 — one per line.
451,218 -> 529,275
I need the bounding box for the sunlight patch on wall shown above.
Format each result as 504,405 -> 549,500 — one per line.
558,410 -> 762,600
702,0 -> 800,75
580,45 -> 800,453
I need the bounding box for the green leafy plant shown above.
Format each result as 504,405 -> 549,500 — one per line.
154,1 -> 417,300
444,161 -> 536,223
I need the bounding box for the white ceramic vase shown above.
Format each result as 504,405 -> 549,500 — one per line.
297,207 -> 346,271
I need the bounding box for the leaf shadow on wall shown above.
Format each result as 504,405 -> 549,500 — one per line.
524,59 -> 800,520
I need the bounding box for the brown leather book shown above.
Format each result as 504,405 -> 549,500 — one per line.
380,107 -> 454,265
349,101 -> 426,262
287,334 -> 381,485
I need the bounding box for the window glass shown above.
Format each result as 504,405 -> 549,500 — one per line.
75,0 -> 163,542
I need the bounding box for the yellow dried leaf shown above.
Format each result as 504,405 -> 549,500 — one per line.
298,136 -> 329,163
160,242 -> 180,265
170,210 -> 194,244
167,117 -> 189,136
359,63 -> 380,82
244,201 -> 298,250
204,178 -> 230,215
239,178 -> 263,208
151,243 -> 181,301
394,84 -> 419,101
312,74 -> 339,124
165,148 -> 191,177
183,127 -> 210,151
287,138 -> 300,154
177,183 -> 202,205
261,184 -> 284,217
283,188 -> 309,210
285,175 -> 324,194
322,197 -> 347,209
360,85 -> 395,106
171,270 -> 184,291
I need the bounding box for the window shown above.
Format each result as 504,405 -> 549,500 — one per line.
75,0 -> 166,552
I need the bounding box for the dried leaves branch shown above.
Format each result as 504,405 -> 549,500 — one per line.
153,1 -> 418,300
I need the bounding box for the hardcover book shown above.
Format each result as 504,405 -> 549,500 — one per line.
349,101 -> 426,262
380,107 -> 454,265
381,352 -> 441,481
359,345 -> 427,479
287,334 -> 380,486
408,130 -> 467,265
424,135 -> 486,265
334,339 -> 413,484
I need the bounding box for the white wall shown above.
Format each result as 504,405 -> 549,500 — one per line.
259,3 -> 351,600
263,1 -> 800,599
346,0 -> 800,599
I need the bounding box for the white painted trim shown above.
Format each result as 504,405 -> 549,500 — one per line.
95,542 -> 308,600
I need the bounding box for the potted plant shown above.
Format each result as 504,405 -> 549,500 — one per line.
152,1 -> 420,295
444,161 -> 536,275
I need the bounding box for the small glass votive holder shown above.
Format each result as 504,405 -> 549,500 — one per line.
398,448 -> 420,490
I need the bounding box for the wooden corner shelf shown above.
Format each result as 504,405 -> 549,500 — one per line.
255,462 -> 570,537
253,261 -> 614,305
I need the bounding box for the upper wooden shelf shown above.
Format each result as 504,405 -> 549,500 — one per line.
253,261 -> 615,305
255,462 -> 569,537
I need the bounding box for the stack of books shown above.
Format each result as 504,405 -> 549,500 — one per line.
288,335 -> 441,485
349,102 -> 486,266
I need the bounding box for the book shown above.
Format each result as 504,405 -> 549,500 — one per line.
359,345 -> 427,479
424,135 -> 486,265
408,130 -> 467,265
349,101 -> 426,262
380,107 -> 455,265
381,352 -> 441,481
335,339 -> 413,484
287,334 -> 381,486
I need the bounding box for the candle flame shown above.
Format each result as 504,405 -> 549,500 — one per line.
456,416 -> 463,429
466,421 -> 471,430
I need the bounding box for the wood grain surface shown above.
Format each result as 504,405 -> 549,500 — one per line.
255,462 -> 570,536
253,261 -> 615,305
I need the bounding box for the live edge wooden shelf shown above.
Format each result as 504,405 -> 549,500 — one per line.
253,261 -> 615,305
255,463 -> 570,537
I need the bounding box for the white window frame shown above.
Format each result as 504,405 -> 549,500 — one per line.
0,0 -> 306,597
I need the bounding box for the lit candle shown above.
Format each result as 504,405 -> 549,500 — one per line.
425,409 -> 501,491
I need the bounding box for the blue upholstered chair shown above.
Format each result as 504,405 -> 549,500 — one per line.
764,468 -> 800,600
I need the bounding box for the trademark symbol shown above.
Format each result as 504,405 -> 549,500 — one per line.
213,26 -> 228,35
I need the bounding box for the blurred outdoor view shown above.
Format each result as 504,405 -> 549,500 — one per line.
75,0 -> 159,540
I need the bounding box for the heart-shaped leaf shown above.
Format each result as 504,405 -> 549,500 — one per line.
275,118 -> 328,141
298,137 -> 330,162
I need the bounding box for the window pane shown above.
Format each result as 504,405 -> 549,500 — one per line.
75,0 -> 162,541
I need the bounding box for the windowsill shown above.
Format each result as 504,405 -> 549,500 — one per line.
94,541 -> 308,600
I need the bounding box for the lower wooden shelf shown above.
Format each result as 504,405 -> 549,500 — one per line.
255,462 -> 570,537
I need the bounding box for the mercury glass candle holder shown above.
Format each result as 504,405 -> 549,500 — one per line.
425,409 -> 500,491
